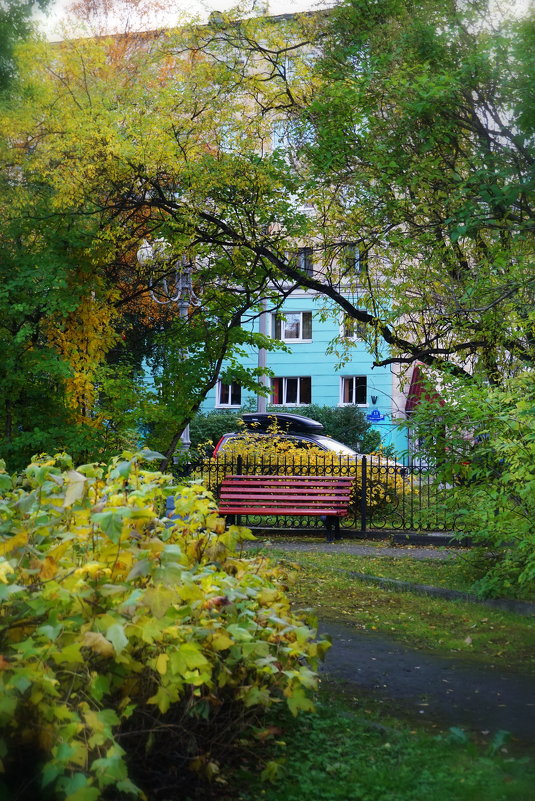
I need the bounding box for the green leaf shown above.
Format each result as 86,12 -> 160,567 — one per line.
0,474 -> 12,492
106,623 -> 128,655
65,786 -> 100,801
143,586 -> 176,618
91,510 -> 125,544
137,449 -> 165,462
110,461 -> 132,480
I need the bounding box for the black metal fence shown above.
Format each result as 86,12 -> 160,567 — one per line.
181,453 -> 454,534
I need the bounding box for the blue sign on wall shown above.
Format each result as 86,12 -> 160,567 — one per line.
366,409 -> 385,421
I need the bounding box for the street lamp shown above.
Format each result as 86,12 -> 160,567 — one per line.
137,238 -> 199,452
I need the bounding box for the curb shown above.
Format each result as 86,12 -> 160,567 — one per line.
345,570 -> 535,616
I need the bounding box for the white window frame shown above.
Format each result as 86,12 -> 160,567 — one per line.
340,313 -> 366,342
271,376 -> 312,406
216,380 -> 242,408
272,311 -> 313,342
340,376 -> 368,406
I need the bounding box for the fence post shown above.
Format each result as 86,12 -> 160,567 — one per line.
361,456 -> 367,535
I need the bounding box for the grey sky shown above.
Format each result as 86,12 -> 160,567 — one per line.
39,0 -> 333,39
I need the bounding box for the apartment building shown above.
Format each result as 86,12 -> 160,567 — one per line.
200,263 -> 409,454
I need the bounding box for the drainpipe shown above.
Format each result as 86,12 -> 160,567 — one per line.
257,297 -> 269,413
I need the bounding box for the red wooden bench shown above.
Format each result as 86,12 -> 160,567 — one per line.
218,474 -> 353,541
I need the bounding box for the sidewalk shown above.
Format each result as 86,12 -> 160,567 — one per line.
250,539 -> 535,615
251,539 -> 535,741
249,538 -> 457,561
320,620 -> 535,743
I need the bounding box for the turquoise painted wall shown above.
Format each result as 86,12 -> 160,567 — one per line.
201,292 -> 408,454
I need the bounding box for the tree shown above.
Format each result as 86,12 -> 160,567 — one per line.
0,0 -> 51,91
124,0 -> 533,384
4,0 -> 531,470
292,0 -> 535,380
407,370 -> 535,597
83,0 -> 532,383
0,8 -> 296,468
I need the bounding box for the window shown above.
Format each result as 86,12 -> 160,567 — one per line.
341,243 -> 366,277
298,246 -> 314,276
271,377 -> 311,405
272,311 -> 312,341
341,376 -> 367,405
342,314 -> 366,341
217,381 -> 241,407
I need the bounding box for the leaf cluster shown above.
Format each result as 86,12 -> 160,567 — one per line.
407,370 -> 535,596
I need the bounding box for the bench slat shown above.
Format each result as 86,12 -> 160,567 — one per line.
219,507 -> 348,516
220,489 -> 351,497
222,475 -> 352,483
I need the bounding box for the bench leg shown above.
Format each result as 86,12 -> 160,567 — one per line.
324,516 -> 341,542
334,517 -> 341,540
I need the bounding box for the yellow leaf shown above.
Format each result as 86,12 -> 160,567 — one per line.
206,514 -> 226,534
0,531 -> 27,558
48,539 -> 73,561
39,556 -> 57,581
258,588 -> 279,605
176,582 -> 204,602
74,562 -> 111,579
209,632 -> 234,651
0,559 -> 15,584
155,653 -> 168,675
82,631 -> 115,658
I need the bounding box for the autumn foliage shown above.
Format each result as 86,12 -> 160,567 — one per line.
0,451 -> 326,800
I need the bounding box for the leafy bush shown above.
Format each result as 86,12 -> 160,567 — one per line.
189,409 -> 246,452
407,371 -> 535,598
0,451 -> 325,800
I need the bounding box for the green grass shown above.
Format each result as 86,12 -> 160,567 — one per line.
251,548 -> 535,675
270,546 -> 472,591
234,684 -> 535,801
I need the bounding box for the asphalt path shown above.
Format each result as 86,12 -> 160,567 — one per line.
254,539 -> 457,560
254,540 -> 535,743
319,621 -> 535,743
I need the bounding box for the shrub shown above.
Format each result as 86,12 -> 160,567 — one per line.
407,371 -> 535,598
189,408 -> 246,452
0,451 -> 325,800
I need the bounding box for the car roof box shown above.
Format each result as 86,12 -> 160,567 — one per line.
241,412 -> 324,434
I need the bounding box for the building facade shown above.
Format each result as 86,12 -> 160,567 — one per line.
200,284 -> 409,454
